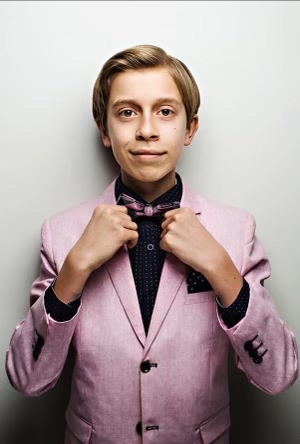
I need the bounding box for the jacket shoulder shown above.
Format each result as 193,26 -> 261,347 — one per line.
41,180 -> 117,241
200,194 -> 251,222
183,180 -> 252,223
45,179 -> 116,227
184,184 -> 255,245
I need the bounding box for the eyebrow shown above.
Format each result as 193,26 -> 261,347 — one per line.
111,97 -> 182,109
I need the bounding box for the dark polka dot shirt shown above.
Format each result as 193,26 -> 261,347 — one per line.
116,174 -> 183,334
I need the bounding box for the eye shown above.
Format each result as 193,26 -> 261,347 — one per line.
119,109 -> 136,117
159,109 -> 174,117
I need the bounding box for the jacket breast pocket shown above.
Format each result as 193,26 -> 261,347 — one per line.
184,291 -> 216,305
65,408 -> 93,444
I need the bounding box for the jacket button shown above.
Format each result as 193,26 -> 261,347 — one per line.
244,340 -> 254,351
136,422 -> 142,435
244,334 -> 259,351
253,355 -> 263,364
140,360 -> 151,373
249,348 -> 258,358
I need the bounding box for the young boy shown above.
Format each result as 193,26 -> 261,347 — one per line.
6,45 -> 298,444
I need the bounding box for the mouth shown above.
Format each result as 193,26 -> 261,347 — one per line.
131,150 -> 166,159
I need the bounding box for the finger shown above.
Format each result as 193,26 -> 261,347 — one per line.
159,237 -> 169,252
127,231 -> 139,249
161,208 -> 182,229
160,228 -> 167,239
117,209 -> 139,224
161,219 -> 169,230
115,205 -> 129,214
161,216 -> 174,230
164,208 -> 181,218
123,220 -> 138,231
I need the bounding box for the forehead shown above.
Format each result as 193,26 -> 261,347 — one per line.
108,67 -> 182,105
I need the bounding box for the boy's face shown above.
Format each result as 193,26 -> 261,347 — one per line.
101,67 -> 198,195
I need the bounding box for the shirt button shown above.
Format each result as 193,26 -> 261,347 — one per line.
147,244 -> 154,251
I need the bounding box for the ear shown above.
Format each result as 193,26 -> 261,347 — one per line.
184,115 -> 199,146
98,123 -> 112,148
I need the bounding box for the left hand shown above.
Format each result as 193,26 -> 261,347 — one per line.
160,208 -> 224,272
160,208 -> 243,306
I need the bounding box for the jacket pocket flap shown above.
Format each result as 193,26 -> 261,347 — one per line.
199,405 -> 230,443
184,291 -> 216,304
65,408 -> 92,443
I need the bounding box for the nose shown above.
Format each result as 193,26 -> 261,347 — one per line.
136,116 -> 159,141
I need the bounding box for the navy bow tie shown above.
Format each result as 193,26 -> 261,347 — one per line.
120,193 -> 180,219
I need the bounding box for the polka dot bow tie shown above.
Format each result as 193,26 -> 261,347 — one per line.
120,193 -> 180,219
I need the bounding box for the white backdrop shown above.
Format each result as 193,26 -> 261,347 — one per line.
1,2 -> 299,443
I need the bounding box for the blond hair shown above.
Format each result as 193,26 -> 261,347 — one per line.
92,45 -> 200,135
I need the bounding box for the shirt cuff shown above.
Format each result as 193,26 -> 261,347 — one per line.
44,280 -> 81,322
217,278 -> 250,328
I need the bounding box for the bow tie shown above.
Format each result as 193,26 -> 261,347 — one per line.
120,193 -> 180,219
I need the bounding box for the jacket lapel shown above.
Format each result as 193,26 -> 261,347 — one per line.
99,179 -> 146,346
143,253 -> 187,355
105,246 -> 146,347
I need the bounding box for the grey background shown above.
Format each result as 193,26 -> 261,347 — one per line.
1,2 -> 299,443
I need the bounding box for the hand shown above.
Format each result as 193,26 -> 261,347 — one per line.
69,204 -> 138,272
54,205 -> 138,303
160,208 -> 222,271
160,208 -> 243,306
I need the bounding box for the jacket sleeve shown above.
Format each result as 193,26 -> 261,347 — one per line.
218,213 -> 298,395
6,218 -> 81,396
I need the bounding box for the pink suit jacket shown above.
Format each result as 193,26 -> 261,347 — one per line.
6,178 -> 298,444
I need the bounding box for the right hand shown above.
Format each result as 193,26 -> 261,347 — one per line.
70,204 -> 138,272
54,204 -> 138,302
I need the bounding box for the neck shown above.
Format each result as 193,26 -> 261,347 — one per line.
121,172 -> 176,202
